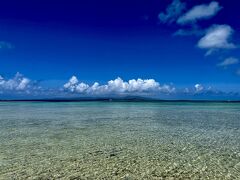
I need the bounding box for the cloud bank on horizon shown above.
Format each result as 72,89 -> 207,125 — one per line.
1,73 -> 239,100
63,76 -> 175,95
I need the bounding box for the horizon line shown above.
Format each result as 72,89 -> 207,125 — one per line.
1,98 -> 240,103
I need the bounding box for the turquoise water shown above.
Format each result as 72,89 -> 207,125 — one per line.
0,102 -> 240,179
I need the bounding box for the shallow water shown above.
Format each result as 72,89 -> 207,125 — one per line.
0,102 -> 240,179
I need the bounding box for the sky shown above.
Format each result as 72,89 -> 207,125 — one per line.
0,0 -> 239,100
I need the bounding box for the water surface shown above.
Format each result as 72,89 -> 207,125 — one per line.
0,102 -> 240,179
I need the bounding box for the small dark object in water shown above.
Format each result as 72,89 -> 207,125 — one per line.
109,153 -> 117,157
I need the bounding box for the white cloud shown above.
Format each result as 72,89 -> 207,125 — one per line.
63,76 -> 175,95
217,57 -> 239,67
0,72 -> 31,91
177,1 -> 222,25
63,76 -> 90,93
16,78 -> 30,90
195,84 -> 204,92
63,76 -> 79,92
197,25 -> 236,55
158,0 -> 186,24
75,83 -> 89,93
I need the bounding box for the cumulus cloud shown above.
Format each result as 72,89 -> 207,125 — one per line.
177,1 -> 222,25
0,72 -> 31,91
158,0 -> 186,24
197,25 -> 236,55
217,57 -> 239,67
194,84 -> 204,92
0,73 -> 67,99
63,76 -> 175,96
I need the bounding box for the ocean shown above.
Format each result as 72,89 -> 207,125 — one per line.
0,101 -> 240,179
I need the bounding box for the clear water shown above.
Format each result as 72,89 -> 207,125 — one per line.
0,102 -> 240,179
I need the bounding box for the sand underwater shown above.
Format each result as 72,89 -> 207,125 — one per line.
0,101 -> 240,179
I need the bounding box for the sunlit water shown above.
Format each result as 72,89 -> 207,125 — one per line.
0,102 -> 240,179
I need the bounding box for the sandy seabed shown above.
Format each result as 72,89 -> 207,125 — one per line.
0,102 -> 240,179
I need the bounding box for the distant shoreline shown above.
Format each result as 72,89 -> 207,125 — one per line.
0,98 -> 240,103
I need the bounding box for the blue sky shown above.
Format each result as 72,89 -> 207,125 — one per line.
0,0 -> 239,99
